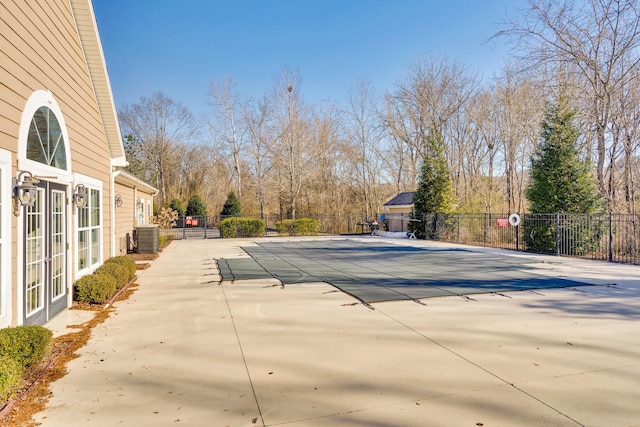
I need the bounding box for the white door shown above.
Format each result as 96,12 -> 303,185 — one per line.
24,182 -> 67,325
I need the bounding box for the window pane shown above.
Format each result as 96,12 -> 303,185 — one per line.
27,111 -> 48,164
26,263 -> 43,314
50,127 -> 66,169
26,106 -> 67,170
78,206 -> 89,229
78,230 -> 88,270
91,228 -> 100,265
52,252 -> 64,299
91,189 -> 100,226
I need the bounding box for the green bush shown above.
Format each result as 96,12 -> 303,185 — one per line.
219,217 -> 265,238
159,235 -> 167,246
74,274 -> 117,304
0,355 -> 23,402
0,325 -> 53,369
275,218 -> 321,236
95,263 -> 130,289
104,256 -> 137,281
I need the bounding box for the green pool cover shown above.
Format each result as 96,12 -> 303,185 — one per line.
217,240 -> 587,303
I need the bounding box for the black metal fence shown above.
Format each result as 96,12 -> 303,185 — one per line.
158,213 -> 375,240
158,215 -> 217,240
409,212 -> 640,265
157,212 -> 640,265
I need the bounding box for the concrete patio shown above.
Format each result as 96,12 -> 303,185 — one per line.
38,237 -> 640,426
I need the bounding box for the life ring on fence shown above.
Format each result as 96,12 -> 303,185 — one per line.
508,213 -> 521,227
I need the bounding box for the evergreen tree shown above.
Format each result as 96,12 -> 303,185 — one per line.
221,191 -> 241,217
185,194 -> 207,216
525,96 -> 604,253
169,198 -> 185,216
410,131 -> 456,239
526,96 -> 604,214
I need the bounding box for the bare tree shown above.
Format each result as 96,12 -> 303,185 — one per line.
610,65 -> 640,213
448,90 -> 491,212
119,92 -> 197,206
306,100 -> 345,214
244,95 -> 274,219
269,68 -> 316,219
206,76 -> 246,198
380,95 -> 421,193
345,79 -> 384,218
467,89 -> 500,212
382,55 -> 479,213
497,0 -> 640,206
493,67 -> 545,213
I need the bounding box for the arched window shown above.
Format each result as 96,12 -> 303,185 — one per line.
18,90 -> 71,180
26,106 -> 67,170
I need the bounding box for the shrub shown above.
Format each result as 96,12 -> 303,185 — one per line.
95,263 -> 130,289
219,217 -> 265,238
159,235 -> 167,246
0,325 -> 53,369
104,256 -> 137,281
275,218 -> 321,236
74,274 -> 117,304
0,355 -> 23,402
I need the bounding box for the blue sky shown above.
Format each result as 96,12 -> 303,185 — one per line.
92,0 -> 525,116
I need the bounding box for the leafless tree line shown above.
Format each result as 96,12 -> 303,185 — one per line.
119,0 -> 640,218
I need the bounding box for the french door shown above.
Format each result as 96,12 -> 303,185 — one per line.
24,181 -> 67,325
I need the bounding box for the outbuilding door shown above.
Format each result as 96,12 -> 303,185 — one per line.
23,181 -> 67,325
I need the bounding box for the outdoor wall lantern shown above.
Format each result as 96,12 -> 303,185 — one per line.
73,184 -> 88,208
115,194 -> 123,207
13,171 -> 39,207
137,198 -> 144,210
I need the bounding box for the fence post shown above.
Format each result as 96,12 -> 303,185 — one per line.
555,213 -> 560,256
182,215 -> 186,239
424,213 -> 428,239
483,213 -> 487,247
609,213 -> 613,263
204,215 -> 207,239
457,213 -> 460,242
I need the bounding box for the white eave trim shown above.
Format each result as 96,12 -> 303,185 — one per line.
111,156 -> 128,168
113,170 -> 159,195
69,0 -> 126,162
383,204 -> 413,209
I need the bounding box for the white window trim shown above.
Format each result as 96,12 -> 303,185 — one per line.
15,90 -> 73,325
18,90 -> 72,183
74,173 -> 103,278
137,197 -> 145,226
0,149 -> 11,328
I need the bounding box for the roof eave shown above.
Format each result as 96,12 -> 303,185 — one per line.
113,170 -> 159,195
69,0 -> 126,161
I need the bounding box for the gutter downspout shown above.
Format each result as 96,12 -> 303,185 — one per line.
110,168 -> 116,257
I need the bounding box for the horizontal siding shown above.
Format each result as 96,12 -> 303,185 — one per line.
114,183 -> 136,255
2,0 -> 119,270
1,1 -> 97,108
1,0 -> 112,185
